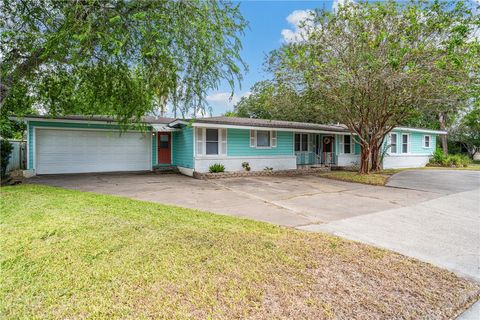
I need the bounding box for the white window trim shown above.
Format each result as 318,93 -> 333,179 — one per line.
423,135 -> 432,148
389,133 -> 398,154
250,130 -> 277,149
401,133 -> 410,154
295,133 -> 309,153
341,135 -> 353,154
197,128 -> 227,158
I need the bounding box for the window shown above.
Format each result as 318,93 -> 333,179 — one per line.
206,129 -> 218,155
424,135 -> 431,148
390,133 -> 397,153
159,134 -> 169,148
256,130 -> 270,147
196,128 -> 226,157
295,133 -> 308,152
402,134 -> 409,153
343,135 -> 352,154
250,130 -> 277,148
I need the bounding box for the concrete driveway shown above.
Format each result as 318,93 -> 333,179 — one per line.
30,169 -> 479,283
30,172 -> 439,227
301,170 -> 480,282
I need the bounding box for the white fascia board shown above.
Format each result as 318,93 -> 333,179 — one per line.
11,117 -> 160,129
168,119 -> 190,127
191,122 -> 347,134
12,117 -> 122,125
394,127 -> 447,135
151,124 -> 178,132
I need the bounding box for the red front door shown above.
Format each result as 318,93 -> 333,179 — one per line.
157,133 -> 171,164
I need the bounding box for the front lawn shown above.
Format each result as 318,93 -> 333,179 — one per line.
319,171 -> 393,185
1,185 -> 479,319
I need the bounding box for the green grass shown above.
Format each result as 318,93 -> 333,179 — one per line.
1,184 -> 479,319
319,171 -> 392,186
319,164 -> 480,186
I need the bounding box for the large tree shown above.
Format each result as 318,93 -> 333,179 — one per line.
267,0 -> 479,173
0,0 -> 246,129
233,80 -> 336,124
450,104 -> 480,158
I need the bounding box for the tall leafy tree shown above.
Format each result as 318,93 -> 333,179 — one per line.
0,0 -> 247,129
450,104 -> 480,158
267,0 -> 479,173
234,80 -> 336,123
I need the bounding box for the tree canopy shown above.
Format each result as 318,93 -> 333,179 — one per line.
245,0 -> 479,173
0,0 -> 247,135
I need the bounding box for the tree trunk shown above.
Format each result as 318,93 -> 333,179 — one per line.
438,112 -> 448,155
371,144 -> 381,172
359,144 -> 370,174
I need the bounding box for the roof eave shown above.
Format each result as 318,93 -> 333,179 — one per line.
394,127 -> 447,135
190,121 -> 348,134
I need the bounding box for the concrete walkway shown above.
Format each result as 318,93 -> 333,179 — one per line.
300,188 -> 480,281
300,170 -> 480,282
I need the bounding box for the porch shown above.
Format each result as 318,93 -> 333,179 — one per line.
295,133 -> 337,167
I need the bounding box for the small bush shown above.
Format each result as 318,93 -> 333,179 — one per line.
1,139 -> 13,180
429,149 -> 471,168
447,154 -> 471,167
241,162 -> 251,171
430,148 -> 446,165
209,163 -> 225,173
264,167 -> 273,171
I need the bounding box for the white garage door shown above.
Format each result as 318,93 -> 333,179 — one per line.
35,129 -> 151,174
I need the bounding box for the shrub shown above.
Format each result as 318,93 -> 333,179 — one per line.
447,154 -> 471,167
241,162 -> 251,171
264,167 -> 273,171
430,148 -> 446,165
1,139 -> 13,180
209,163 -> 225,173
429,149 -> 471,167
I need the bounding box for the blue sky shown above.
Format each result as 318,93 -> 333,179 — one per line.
202,0 -> 479,116
205,0 -> 339,116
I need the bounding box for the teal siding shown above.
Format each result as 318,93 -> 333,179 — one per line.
388,130 -> 436,155
172,127 -> 194,168
152,132 -> 157,165
227,129 -> 294,156
27,120 -> 152,170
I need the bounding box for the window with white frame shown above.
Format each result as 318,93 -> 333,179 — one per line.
423,135 -> 431,148
294,133 -> 308,152
390,133 -> 397,153
343,135 -> 352,154
401,134 -> 409,153
206,129 -> 218,155
250,130 -> 277,148
196,128 -> 227,157
256,130 -> 270,147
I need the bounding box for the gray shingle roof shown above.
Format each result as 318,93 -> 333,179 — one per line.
20,115 -> 174,124
190,116 -> 349,132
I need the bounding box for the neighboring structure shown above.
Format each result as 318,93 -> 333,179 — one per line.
5,140 -> 27,172
12,115 -> 445,176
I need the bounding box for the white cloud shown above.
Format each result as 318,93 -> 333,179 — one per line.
206,91 -> 251,115
281,9 -> 314,43
332,0 -> 356,13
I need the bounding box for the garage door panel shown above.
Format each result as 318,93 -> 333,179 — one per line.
36,129 -> 150,174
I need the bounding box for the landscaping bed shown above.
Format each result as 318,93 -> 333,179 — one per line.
194,167 -> 329,180
1,184 -> 479,319
318,170 -> 396,186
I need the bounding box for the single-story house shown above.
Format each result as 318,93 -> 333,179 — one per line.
13,115 -> 446,176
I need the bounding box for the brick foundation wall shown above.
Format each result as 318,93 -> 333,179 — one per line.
193,167 -> 330,180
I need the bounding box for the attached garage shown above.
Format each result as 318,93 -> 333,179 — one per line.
35,128 -> 151,174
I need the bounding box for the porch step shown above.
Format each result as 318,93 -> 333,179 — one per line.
153,165 -> 179,174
